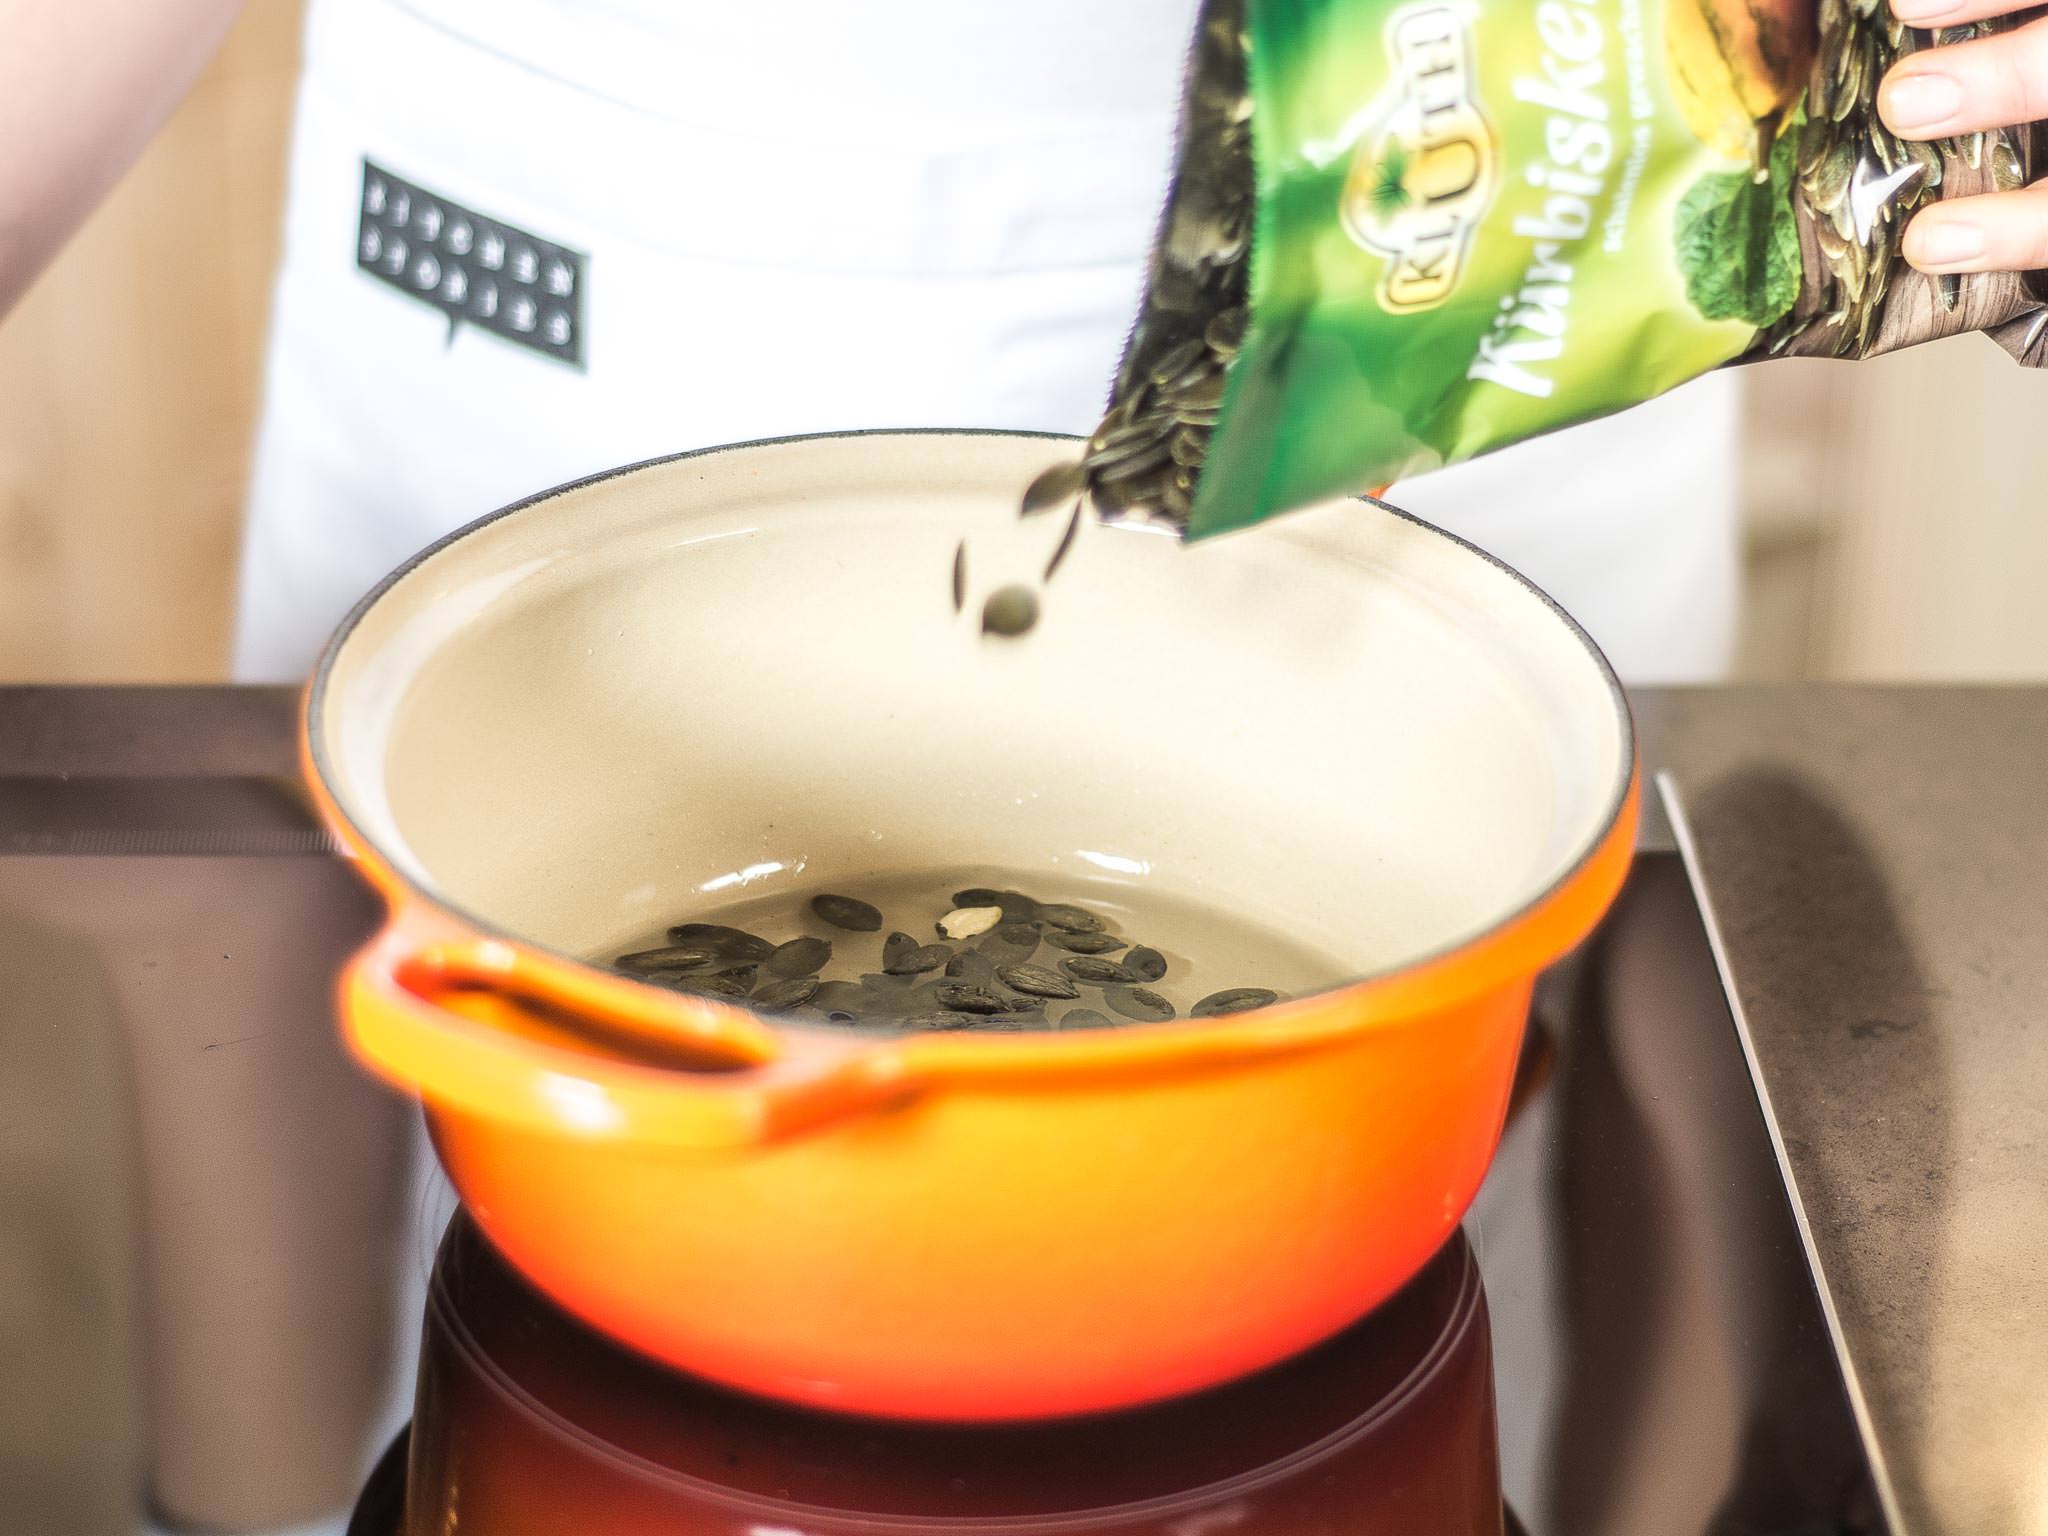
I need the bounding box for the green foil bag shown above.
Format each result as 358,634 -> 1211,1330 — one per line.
1080,0 -> 2046,539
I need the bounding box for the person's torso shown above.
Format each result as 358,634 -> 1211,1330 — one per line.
234,0 -> 1739,684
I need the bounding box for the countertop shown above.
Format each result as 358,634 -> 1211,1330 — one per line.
1637,686 -> 2048,1536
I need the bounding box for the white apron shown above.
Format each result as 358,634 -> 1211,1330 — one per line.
236,0 -> 1740,683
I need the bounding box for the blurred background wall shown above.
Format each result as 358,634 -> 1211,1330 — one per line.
0,0 -> 2042,686
0,0 -> 299,682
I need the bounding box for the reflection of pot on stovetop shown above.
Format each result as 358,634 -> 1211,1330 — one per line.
358,1213 -> 1507,1536
306,430 -> 1636,1421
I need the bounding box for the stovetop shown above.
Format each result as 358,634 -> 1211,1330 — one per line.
353,1208 -> 1510,1535
0,690 -> 1882,1536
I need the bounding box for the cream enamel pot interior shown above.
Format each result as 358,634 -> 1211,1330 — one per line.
306,430 -> 1637,1421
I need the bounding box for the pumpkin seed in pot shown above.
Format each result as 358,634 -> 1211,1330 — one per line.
1037,903 -> 1106,934
997,963 -> 1080,1000
981,1012 -> 1050,1032
938,905 -> 1002,939
852,981 -> 918,1018
1060,956 -> 1136,986
978,923 -> 1041,966
765,936 -> 832,979
945,950 -> 997,987
620,869 -> 1345,1033
1123,946 -> 1169,982
981,585 -> 1040,639
1192,987 -> 1279,1017
888,943 -> 951,976
938,984 -> 1009,1015
994,890 -> 1040,923
1045,930 -> 1126,956
811,894 -> 883,932
615,945 -> 720,975
754,975 -> 820,1010
951,541 -> 967,614
810,980 -> 867,1015
902,1012 -> 975,1031
1106,986 -> 1177,1022
665,924 -> 776,962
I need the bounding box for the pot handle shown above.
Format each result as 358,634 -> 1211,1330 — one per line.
340,915 -> 923,1150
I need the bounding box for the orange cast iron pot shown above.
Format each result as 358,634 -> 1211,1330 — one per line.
304,430 -> 1638,1423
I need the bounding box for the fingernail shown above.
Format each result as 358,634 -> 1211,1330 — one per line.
1910,220 -> 1984,268
1889,0 -> 1959,22
1884,71 -> 1962,132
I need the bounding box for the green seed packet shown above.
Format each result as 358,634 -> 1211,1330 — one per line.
1083,0 -> 2046,540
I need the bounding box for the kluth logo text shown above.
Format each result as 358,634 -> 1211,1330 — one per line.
1341,3 -> 1500,312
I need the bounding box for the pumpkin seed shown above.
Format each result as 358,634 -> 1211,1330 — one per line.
754,975 -> 820,1009
811,893 -> 884,932
1148,338 -> 1207,388
951,541 -> 967,613
980,1011 -> 1049,1032
888,943 -> 950,976
937,984 -> 1008,1015
1037,903 -> 1106,934
902,1012 -> 975,1030
993,890 -> 1040,923
615,945 -> 720,975
978,923 -> 1041,965
1020,458 -> 1086,517
938,905 -> 1002,939
1192,987 -> 1279,1017
981,585 -> 1040,639
945,950 -> 997,987
1067,0 -> 1252,534
665,924 -> 775,962
1090,434 -> 1174,485
1992,135 -> 2025,191
1060,956 -> 1136,985
1043,504 -> 1083,583
1123,946 -> 1168,982
765,936 -> 832,978
1203,305 -> 1246,355
1044,930 -> 1125,955
632,870 -> 1303,1036
1105,986 -> 1176,1022
852,979 -> 918,1017
996,962 -> 1080,999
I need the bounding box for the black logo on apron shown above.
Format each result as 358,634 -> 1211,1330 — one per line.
356,161 -> 586,369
